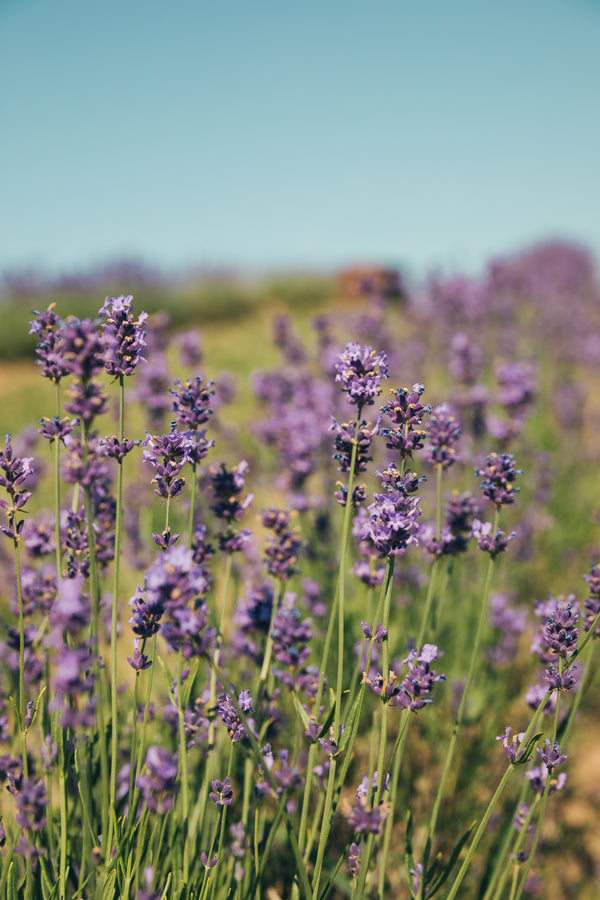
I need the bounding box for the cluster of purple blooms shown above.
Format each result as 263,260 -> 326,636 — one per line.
2,269 -> 597,899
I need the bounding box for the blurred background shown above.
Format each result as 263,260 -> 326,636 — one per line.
1,0 -> 600,292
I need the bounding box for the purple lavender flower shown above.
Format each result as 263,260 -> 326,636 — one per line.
137,746 -> 179,813
424,403 -> 461,469
496,727 -> 530,764
0,435 -> 34,540
541,598 -> 579,658
37,415 -> 77,445
330,418 -> 375,474
335,342 -> 389,411
29,305 -> 70,383
582,562 -> 600,635
60,316 -> 105,380
170,376 -> 215,429
543,663 -> 577,693
50,575 -> 90,634
396,644 -> 446,710
345,774 -> 390,834
271,594 -> 312,677
217,689 -> 255,743
262,508 -> 302,582
537,739 -> 567,772
14,778 -> 47,831
209,775 -> 233,806
525,764 -> 567,796
64,380 -> 108,425
99,294 -> 147,377
470,519 -> 516,558
127,638 -> 152,671
476,452 -> 522,508
448,332 -> 483,385
143,426 -> 194,500
209,460 -> 253,552
348,842 -> 362,877
361,489 -> 422,559
380,384 -> 431,459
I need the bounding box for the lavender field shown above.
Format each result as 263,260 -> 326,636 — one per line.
1,240 -> 600,899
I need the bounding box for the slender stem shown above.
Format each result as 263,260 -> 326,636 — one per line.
54,381 -> 63,580
177,653 -> 191,884
427,510 -> 499,847
445,690 -> 550,900
513,678 -> 562,900
208,554 -> 233,749
107,375 -> 125,861
188,462 -> 197,546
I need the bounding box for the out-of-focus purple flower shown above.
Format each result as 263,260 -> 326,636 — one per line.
476,452 -> 522,509
99,294 -> 147,377
262,508 -> 302,582
444,491 -> 481,553
60,316 -> 105,380
582,562 -> 600,635
271,594 -> 312,672
470,519 -> 516,557
137,746 -> 179,813
496,727 -> 530,764
344,773 -> 390,834
543,663 -> 577,693
335,342 -> 389,410
209,775 -> 233,806
21,518 -> 56,559
50,575 -> 90,634
448,332 -> 483,385
174,330 -> 203,368
348,841 -> 362,877
488,593 -> 528,665
350,558 -> 386,588
380,384 -> 430,459
525,764 -> 567,796
209,460 -> 253,522
64,380 -> 108,425
495,360 -> 536,414
209,460 -> 253,553
424,403 -> 461,469
14,778 -> 47,831
524,681 -> 556,714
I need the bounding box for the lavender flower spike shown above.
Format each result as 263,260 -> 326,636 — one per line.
335,342 -> 389,410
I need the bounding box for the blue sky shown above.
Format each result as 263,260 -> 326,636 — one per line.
2,0 -> 599,279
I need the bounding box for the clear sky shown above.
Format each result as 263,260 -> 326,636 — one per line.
2,0 -> 599,280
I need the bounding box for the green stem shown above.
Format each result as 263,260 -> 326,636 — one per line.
208,554 -> 233,749
107,375 -> 125,862
427,510 -> 499,852
177,653 -> 191,884
445,690 -> 550,900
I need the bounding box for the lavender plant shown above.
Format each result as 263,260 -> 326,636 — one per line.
0,256 -> 599,900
